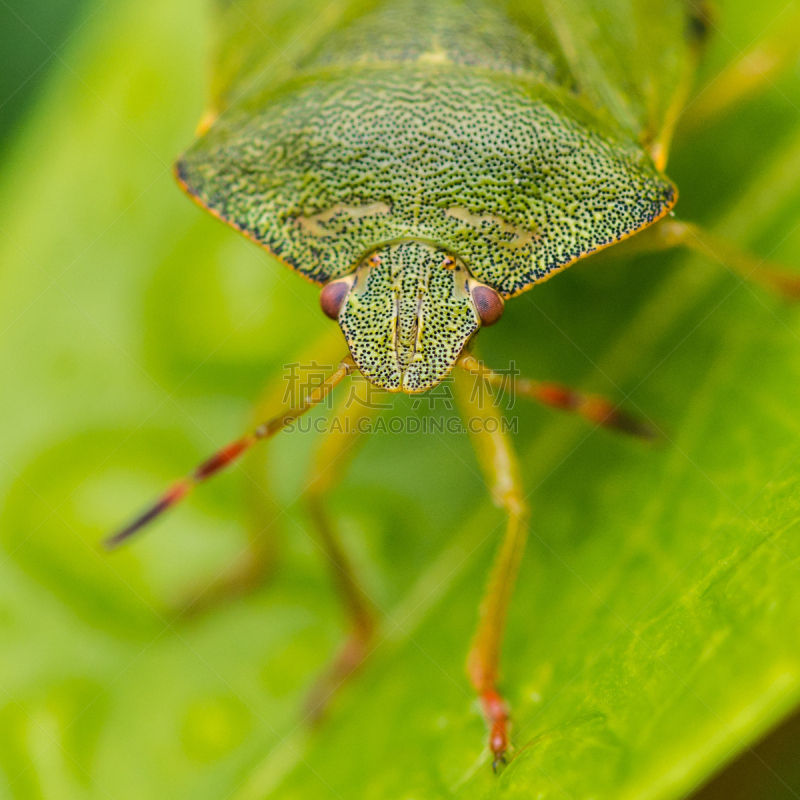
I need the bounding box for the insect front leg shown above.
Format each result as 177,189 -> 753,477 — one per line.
301,375 -> 383,723
177,337 -> 350,613
454,368 -> 530,770
457,353 -> 659,441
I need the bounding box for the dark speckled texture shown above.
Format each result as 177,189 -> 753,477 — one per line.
176,0 -> 678,390
338,242 -> 480,391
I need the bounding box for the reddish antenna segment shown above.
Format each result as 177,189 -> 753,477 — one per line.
105,356 -> 355,549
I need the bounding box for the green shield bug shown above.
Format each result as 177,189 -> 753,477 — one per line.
108,0 -> 800,769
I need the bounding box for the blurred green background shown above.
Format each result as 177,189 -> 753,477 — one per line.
0,0 -> 93,153
2,1 -> 800,798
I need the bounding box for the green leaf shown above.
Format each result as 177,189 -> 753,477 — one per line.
1,1 -> 800,799
0,0 -> 93,152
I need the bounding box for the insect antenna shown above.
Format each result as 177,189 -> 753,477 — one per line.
458,354 -> 660,442
105,355 -> 355,550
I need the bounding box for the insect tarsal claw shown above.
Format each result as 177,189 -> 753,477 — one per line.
491,752 -> 508,773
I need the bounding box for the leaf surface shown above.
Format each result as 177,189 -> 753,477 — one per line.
1,1 -> 800,799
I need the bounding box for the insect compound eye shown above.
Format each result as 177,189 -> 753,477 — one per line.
319,278 -> 354,320
470,282 -> 504,327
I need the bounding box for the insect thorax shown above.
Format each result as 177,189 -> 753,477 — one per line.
178,0 -> 674,290
176,0 -> 677,391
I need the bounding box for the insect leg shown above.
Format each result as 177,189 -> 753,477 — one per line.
606,217 -> 800,300
178,336 -> 350,612
302,376 -> 382,722
106,354 -> 356,549
454,368 -> 530,770
457,353 -> 659,441
680,7 -> 800,133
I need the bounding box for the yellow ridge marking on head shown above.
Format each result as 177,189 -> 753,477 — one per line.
445,207 -> 539,249
295,202 -> 392,238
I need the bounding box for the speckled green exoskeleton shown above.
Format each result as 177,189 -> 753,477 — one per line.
110,0 -> 800,768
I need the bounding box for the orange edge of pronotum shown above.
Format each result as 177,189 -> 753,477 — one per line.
172,159 -> 326,289
502,180 -> 679,300
173,159 -> 678,302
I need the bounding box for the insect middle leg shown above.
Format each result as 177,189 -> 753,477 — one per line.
604,216 -> 800,300
680,6 -> 800,133
454,368 -> 530,769
301,375 -> 383,722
